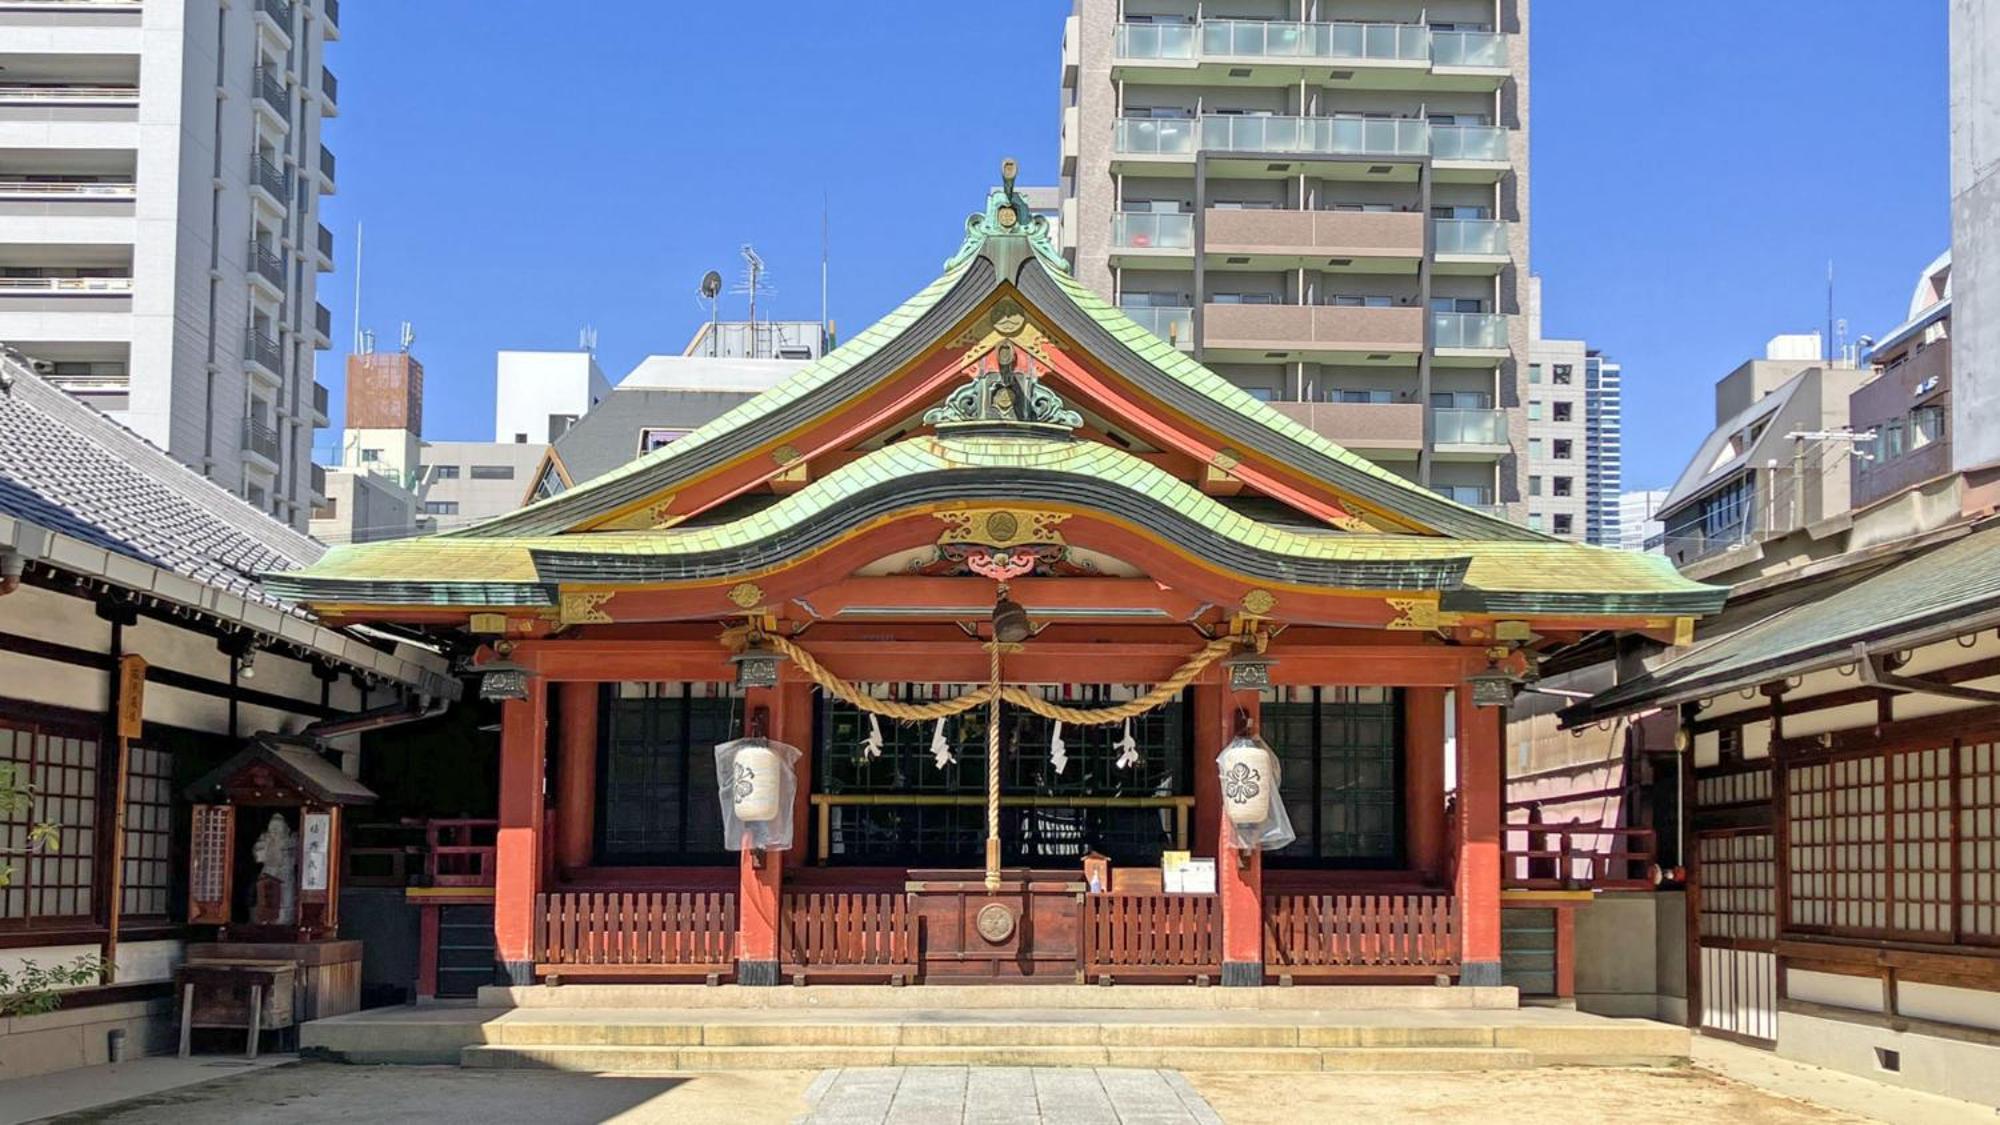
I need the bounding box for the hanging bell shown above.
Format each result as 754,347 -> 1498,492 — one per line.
991,591 -> 1032,644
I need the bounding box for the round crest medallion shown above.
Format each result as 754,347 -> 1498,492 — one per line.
975,903 -> 1016,944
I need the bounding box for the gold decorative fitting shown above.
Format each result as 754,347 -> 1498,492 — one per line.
935,508 -> 1069,549
727,582 -> 766,610
772,444 -> 803,467
1494,620 -> 1533,642
1239,589 -> 1277,617
559,592 -> 615,626
1329,512 -> 1375,532
996,204 -> 1018,229
990,300 -> 1027,337
467,613 -> 509,635
1385,597 -> 1440,631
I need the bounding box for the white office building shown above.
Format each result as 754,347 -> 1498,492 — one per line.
0,0 -> 341,530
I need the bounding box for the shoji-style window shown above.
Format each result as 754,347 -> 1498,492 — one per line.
120,745 -> 175,918
1786,740 -> 2000,946
0,714 -> 99,927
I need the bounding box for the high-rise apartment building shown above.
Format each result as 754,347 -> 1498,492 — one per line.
1058,0 -> 1529,518
1524,332 -> 1620,546
0,0 -> 339,530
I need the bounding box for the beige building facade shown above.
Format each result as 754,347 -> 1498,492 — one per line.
1058,0 -> 1529,517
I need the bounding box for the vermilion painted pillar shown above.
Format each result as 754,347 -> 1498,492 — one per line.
1454,686 -> 1504,986
495,679 -> 548,986
554,682 -> 598,874
1199,677 -> 1264,987
736,683 -> 788,986
1404,688 -> 1448,882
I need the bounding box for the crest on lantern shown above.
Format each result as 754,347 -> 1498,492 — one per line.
713,737 -> 802,852
1217,735 -> 1296,853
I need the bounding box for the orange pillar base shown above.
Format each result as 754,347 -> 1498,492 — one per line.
736,683 -> 792,986
1201,679 -> 1264,987
1455,687 -> 1503,986
494,683 -> 548,986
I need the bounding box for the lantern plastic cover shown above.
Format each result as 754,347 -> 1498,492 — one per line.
713,738 -> 803,851
1216,735 -> 1297,852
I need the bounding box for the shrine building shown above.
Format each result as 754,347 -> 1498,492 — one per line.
268,170 -> 1724,989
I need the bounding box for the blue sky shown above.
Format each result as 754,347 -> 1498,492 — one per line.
314,1 -> 1951,491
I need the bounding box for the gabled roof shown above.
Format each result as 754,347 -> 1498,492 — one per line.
1658,371 -> 1806,514
449,183 -> 1538,544
1565,521 -> 2000,724
185,735 -> 378,805
0,355 -> 323,612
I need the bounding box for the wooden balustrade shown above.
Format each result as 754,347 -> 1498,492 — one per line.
424,818 -> 497,887
780,892 -> 921,981
533,891 -> 737,979
1263,893 -> 1459,977
1503,823 -> 1658,891
1079,893 -> 1221,980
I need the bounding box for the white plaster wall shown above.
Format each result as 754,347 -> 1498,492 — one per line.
1787,968 -> 1884,1012
1779,1009 -> 2000,1108
0,938 -> 182,987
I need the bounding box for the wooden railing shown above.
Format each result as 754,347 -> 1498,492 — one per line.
1263,893 -> 1459,977
1503,823 -> 1658,891
780,892 -> 920,979
533,891 -> 737,977
343,818 -> 498,889
423,819 -> 497,887
1080,893 -> 1221,980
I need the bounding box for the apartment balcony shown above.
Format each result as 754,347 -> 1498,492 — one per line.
314,222 -> 334,271
313,300 -> 332,347
1205,208 -> 1423,271
1060,104 -> 1079,176
1060,13 -> 1078,87
0,275 -> 133,313
1432,218 -> 1508,273
1430,408 -> 1509,457
1203,303 -> 1423,364
320,66 -> 338,116
1432,311 -> 1509,363
250,155 -> 290,211
0,83 -> 140,117
0,179 -> 137,223
242,414 -> 281,467
247,239 -> 286,294
254,0 -> 293,44
1109,212 -> 1194,265
1268,400 -> 1423,460
310,380 -> 330,426
322,0 -> 340,40
1201,115 -> 1428,160
252,65 -> 290,126
1113,20 -> 1507,90
309,461 -> 327,501
244,328 -> 283,381
317,145 -> 336,194
1431,124 -> 1510,182
1120,305 -> 1193,351
1111,116 -> 1197,166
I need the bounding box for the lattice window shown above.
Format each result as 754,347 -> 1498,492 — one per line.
1262,686 -> 1401,866
1697,832 -> 1775,944
1697,764 -> 1770,809
0,718 -> 98,926
1787,755 -> 1886,932
120,745 -> 174,918
1890,746 -> 1952,940
1960,742 -> 2000,941
598,682 -> 741,865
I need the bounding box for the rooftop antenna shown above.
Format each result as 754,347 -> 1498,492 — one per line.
821,191 -> 830,356
698,269 -> 723,357
360,328 -> 376,355
351,220 -> 364,356
398,321 -> 415,354
579,325 -> 598,355
1825,259 -> 1835,363
732,244 -> 773,358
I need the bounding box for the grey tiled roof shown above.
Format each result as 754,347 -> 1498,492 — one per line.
0,357 -> 325,611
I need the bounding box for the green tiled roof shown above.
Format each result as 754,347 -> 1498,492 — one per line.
270,435 -> 1720,618
447,186 -> 1533,542
1567,524 -> 2000,723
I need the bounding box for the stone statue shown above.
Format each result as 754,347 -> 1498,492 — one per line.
250,814 -> 298,926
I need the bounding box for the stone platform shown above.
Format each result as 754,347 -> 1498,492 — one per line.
300,985 -> 1687,1073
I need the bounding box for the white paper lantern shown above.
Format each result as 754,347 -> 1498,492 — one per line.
731,742 -> 783,823
1219,739 -> 1276,827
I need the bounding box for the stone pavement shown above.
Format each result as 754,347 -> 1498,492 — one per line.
800,1067 -> 1222,1125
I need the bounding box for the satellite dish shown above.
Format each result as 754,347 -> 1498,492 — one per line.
699,270 -> 722,300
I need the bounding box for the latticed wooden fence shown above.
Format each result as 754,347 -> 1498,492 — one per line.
1079,893 -> 1221,980
780,892 -> 920,979
1263,893 -> 1458,977
533,891 -> 737,977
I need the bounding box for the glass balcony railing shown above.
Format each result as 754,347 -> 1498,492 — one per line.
1432,408 -> 1507,446
1430,123 -> 1508,161
1433,310 -> 1507,349
1112,212 -> 1195,251
1432,29 -> 1507,67
1200,115 -> 1428,158
1433,218 -> 1506,255
1113,117 -> 1196,156
1203,19 -> 1428,61
1121,305 -> 1194,350
1114,22 -> 1195,60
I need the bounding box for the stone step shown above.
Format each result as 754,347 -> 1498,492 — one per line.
459,1042 -> 1538,1073
474,1020 -> 1512,1050
478,983 -> 1522,1011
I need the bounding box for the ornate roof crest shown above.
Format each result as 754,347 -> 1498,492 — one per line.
944,157 -> 1067,274
924,339 -> 1082,436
